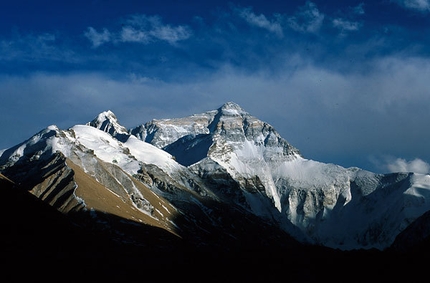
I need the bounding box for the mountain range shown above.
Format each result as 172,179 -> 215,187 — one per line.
1,101 -> 430,282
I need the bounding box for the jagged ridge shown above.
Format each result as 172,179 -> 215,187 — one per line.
1,102 -> 430,252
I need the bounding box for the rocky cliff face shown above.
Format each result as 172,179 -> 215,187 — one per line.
1,102 -> 430,251
128,102 -> 430,250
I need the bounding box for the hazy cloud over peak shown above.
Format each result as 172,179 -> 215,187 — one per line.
387,157 -> 430,174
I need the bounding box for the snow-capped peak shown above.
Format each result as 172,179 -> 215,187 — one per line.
87,110 -> 128,137
219,101 -> 247,116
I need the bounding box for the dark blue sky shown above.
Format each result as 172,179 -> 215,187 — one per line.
1,0 -> 430,174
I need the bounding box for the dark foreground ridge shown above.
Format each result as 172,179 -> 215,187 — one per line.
1,177 -> 429,283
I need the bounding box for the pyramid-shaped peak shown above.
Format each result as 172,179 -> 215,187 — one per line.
219,102 -> 248,115
221,101 -> 243,110
87,110 -> 128,136
96,110 -> 117,122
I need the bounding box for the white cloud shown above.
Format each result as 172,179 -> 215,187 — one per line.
332,18 -> 361,32
386,157 -> 430,174
84,14 -> 192,47
84,27 -> 111,48
120,26 -> 150,43
394,0 -> 430,12
238,7 -> 283,37
127,14 -> 192,44
288,1 -> 324,33
150,24 -> 192,44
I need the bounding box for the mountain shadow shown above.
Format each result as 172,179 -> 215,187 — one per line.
163,134 -> 212,166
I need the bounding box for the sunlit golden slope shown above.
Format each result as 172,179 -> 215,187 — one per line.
67,159 -> 181,237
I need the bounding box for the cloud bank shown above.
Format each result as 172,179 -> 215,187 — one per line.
1,52 -> 430,174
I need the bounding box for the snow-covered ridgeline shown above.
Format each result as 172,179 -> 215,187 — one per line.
2,102 -> 430,251
0,123 -> 186,216
66,125 -> 183,176
206,132 -> 430,249
0,123 -> 180,177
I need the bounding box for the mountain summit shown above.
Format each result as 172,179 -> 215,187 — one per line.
130,101 -> 300,166
87,109 -> 128,137
1,102 -> 430,254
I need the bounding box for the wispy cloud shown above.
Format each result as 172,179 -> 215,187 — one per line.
353,3 -> 366,15
332,18 -> 361,32
84,14 -> 192,47
120,26 -> 150,43
287,1 -> 324,33
237,7 -> 283,37
125,15 -> 192,44
393,0 -> 430,12
84,27 -> 112,48
0,32 -> 76,63
146,17 -> 191,44
331,3 -> 364,35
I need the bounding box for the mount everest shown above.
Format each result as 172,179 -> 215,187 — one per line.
1,101 -> 430,255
